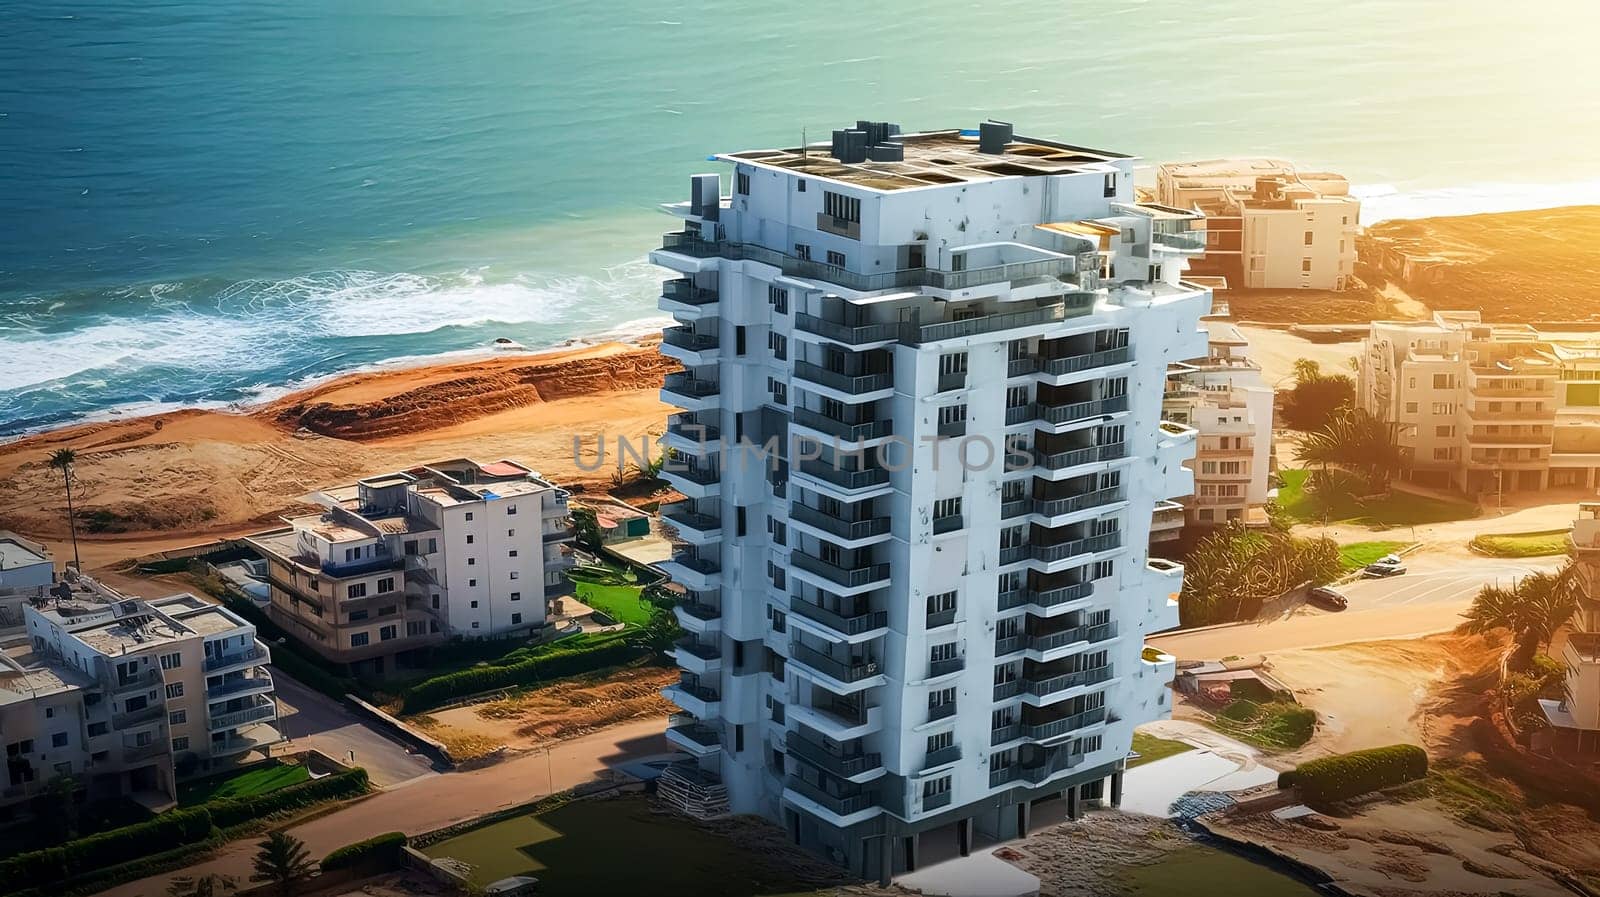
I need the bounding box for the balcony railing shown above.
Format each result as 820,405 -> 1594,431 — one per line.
205,645 -> 268,672
104,668 -> 162,694
666,414 -> 722,444
662,372 -> 721,398
928,702 -> 957,722
1025,532 -> 1122,564
208,702 -> 278,731
207,673 -> 274,700
923,745 -> 962,768
790,553 -> 890,589
790,644 -> 882,682
932,514 -> 963,535
673,636 -> 722,662
922,790 -> 953,811
792,407 -> 893,443
928,656 -> 965,678
789,598 -> 888,636
112,703 -> 164,729
662,278 -> 718,306
1023,665 -> 1113,697
667,719 -> 723,749
792,361 -> 893,395
994,679 -> 1022,701
1031,486 -> 1124,517
666,463 -> 721,486
1001,498 -> 1030,519
789,504 -> 891,541
788,732 -> 882,778
1023,706 -> 1108,741
1028,622 -> 1116,652
991,723 -> 1022,745
925,608 -> 957,628
998,581 -> 1094,611
660,502 -> 721,534
1036,346 -> 1133,376
796,459 -> 890,491
1032,442 -> 1128,471
662,326 -> 719,352
795,314 -> 902,345
122,741 -> 168,764
787,775 -> 879,816
1036,395 -> 1130,425
669,553 -> 721,576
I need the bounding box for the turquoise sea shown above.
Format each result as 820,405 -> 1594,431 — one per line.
3,0 -> 1597,434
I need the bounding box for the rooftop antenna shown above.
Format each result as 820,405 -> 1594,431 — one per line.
801,128 -> 807,159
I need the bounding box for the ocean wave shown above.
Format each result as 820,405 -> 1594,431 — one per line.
1356,178 -> 1600,225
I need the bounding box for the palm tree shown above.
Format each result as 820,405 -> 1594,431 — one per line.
250,831 -> 314,897
1459,564 -> 1579,670
47,448 -> 81,571
168,874 -> 239,897
1294,407 -> 1403,494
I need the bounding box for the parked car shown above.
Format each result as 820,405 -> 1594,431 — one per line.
1307,586 -> 1348,611
1362,554 -> 1407,578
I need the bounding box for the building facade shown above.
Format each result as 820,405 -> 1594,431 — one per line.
651,121 -> 1201,882
1542,504 -> 1600,751
249,458 -> 574,678
1155,159 -> 1359,291
4,592 -> 279,816
1161,315 -> 1275,529
1357,312 -> 1600,495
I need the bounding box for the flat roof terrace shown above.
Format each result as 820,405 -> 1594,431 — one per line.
721,130 -> 1127,192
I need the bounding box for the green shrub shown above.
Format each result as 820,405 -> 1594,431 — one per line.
1279,744 -> 1428,803
206,768 -> 369,829
321,831 -> 407,872
402,638 -> 645,713
0,807 -> 213,893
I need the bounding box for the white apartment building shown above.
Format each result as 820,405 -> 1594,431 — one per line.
0,532 -> 53,593
650,121 -> 1201,882
1161,315 -> 1275,530
4,592 -> 278,817
1358,312 -> 1600,495
249,458 -> 574,678
1541,503 -> 1600,753
1155,159 -> 1359,291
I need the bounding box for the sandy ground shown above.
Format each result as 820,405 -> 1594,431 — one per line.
1236,325 -> 1359,389
0,340 -> 673,569
420,666 -> 677,757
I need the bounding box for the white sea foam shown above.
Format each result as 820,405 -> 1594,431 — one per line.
1357,178 -> 1600,225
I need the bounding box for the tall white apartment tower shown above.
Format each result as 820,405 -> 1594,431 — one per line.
651,121 -> 1203,883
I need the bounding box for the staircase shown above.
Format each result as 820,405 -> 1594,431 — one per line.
657,761 -> 730,819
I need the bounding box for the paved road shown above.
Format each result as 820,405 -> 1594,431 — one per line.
1151,554 -> 1563,660
99,717 -> 672,897
270,669 -> 436,787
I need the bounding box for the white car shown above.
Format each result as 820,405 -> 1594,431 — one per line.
1362,554 -> 1407,578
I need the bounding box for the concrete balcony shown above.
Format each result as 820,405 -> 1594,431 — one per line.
793,458 -> 892,499
788,643 -> 885,692
207,700 -> 278,732
1032,443 -> 1128,476
660,501 -> 722,543
112,703 -> 165,730
122,740 -> 170,764
787,503 -> 892,547
209,722 -> 283,759
659,552 -> 722,590
1020,346 -> 1135,383
674,592 -> 722,634
665,714 -> 722,756
663,413 -> 721,456
660,371 -> 721,412
1465,430 -> 1552,446
1034,395 -> 1131,429
205,641 -> 271,674
206,671 -> 275,701
659,278 -> 719,319
997,580 -> 1094,615
789,700 -> 882,741
661,325 -> 722,366
788,731 -> 884,783
1023,706 -> 1108,743
1001,532 -> 1122,571
789,552 -> 891,594
789,597 -> 888,643
794,314 -> 901,347
670,636 -> 723,676
659,462 -> 721,500
783,776 -> 882,826
1025,622 -> 1117,660
792,362 -> 894,402
662,680 -> 722,718
1021,665 -> 1114,703
791,407 -> 895,447
1029,486 -> 1125,520
103,667 -> 163,695
922,744 -> 963,771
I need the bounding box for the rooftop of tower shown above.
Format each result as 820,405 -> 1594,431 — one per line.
719,122 -> 1130,192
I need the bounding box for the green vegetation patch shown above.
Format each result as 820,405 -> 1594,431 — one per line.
1208,700 -> 1317,750
1279,744 -> 1428,804
1275,469 -> 1479,527
574,581 -> 652,626
1115,844 -> 1323,896
1338,540 -> 1410,571
177,760 -> 310,806
1468,528 -> 1570,558
400,632 -> 646,714
322,831 -> 407,873
1128,732 -> 1195,769
422,796 -> 817,896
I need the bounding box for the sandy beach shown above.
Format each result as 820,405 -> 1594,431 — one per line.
0,340 -> 675,568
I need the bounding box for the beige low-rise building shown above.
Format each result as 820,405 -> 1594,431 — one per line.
3,591 -> 278,818
1156,159 -> 1359,291
1358,311 -> 1600,495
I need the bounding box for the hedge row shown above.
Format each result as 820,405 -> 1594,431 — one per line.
0,807 -> 213,893
1279,744 -> 1428,804
402,639 -> 645,713
208,767 -> 370,829
321,831 -> 407,872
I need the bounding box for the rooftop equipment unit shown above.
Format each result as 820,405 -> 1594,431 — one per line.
978,120 -> 1014,155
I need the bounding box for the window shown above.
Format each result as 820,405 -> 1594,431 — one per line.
1301,258 -> 1312,272
1432,373 -> 1454,389
823,190 -> 861,222
1405,402 -> 1419,413
1435,425 -> 1454,437
171,736 -> 189,752
736,171 -> 750,195
123,696 -> 147,713
511,613 -> 522,625
1431,402 -> 1455,415
159,652 -> 182,670
465,534 -> 475,545
768,285 -> 789,314
923,776 -> 951,799
1102,172 -> 1116,197
510,591 -> 522,601
377,576 -> 395,593
927,731 -> 953,754
380,625 -> 397,641
929,642 -> 958,663
508,549 -> 518,558
1303,230 -> 1314,246
468,578 -> 477,587
507,503 -> 517,515
472,622 -> 480,629
1092,559 -> 1114,580
797,179 -> 806,193
794,243 -> 811,261
929,687 -> 956,709
735,325 -> 746,355
165,682 -> 184,699
933,497 -> 962,525
509,571 -> 520,580
938,404 -> 967,426
346,583 -> 367,600
470,600 -> 480,609
735,506 -> 747,537
926,591 -> 957,616
407,621 -> 426,636
768,378 -> 788,406
169,710 -> 187,725
826,250 -> 846,267
467,557 -> 476,566
1148,264 -> 1162,283
51,732 -> 67,748
465,512 -> 474,522
88,722 -> 108,737
768,331 -> 787,360
349,609 -> 369,622
351,632 -> 370,648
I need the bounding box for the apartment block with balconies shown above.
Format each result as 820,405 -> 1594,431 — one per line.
249,458 -> 573,677
649,120 -> 1202,883
1540,504 -> 1600,753
3,590 -> 280,818
1358,311 -> 1600,495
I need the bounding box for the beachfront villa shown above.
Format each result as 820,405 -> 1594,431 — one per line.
1357,311 -> 1600,496
649,120 -> 1198,882
3,592 -> 279,817
247,458 -> 575,678
1155,158 -> 1360,291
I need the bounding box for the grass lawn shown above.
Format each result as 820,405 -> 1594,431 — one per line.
1128,731 -> 1195,769
1469,529 -> 1570,558
573,581 -> 652,626
1276,469 -> 1479,527
422,796 -> 817,895
1116,844 -> 1321,896
1338,540 -> 1410,571
1208,700 -> 1317,751
177,760 -> 309,806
